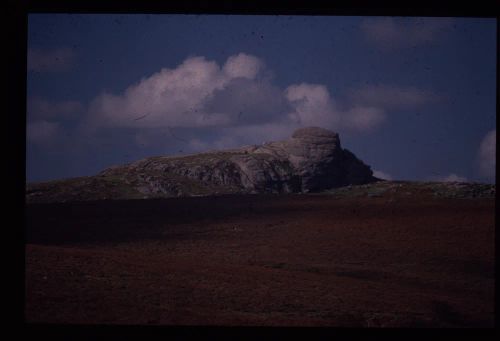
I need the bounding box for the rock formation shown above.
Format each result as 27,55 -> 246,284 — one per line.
26,127 -> 376,203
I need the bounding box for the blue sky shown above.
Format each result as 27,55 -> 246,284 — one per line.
26,14 -> 496,183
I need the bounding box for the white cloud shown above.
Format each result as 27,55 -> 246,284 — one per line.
27,120 -> 60,144
27,97 -> 84,121
87,54 -> 282,130
285,83 -> 387,132
89,55 -> 384,134
348,84 -> 437,110
84,53 -> 438,146
27,47 -> 75,72
285,83 -> 339,127
478,129 -> 496,180
361,17 -> 453,50
373,170 -> 393,180
205,78 -> 289,125
222,53 -> 263,79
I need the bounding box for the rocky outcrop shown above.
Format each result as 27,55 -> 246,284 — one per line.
26,127 -> 377,203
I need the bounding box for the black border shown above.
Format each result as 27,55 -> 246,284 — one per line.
8,0 -> 498,338
12,0 -> 500,17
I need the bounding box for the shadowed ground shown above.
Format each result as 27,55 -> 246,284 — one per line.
25,192 -> 494,327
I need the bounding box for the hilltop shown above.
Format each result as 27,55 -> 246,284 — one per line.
26,127 -> 495,203
26,127 -> 376,203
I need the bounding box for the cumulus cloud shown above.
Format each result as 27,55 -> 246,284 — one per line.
27,97 -> 84,121
285,83 -> 339,127
285,83 -> 386,132
361,17 -> 453,50
223,53 -> 264,79
478,129 -> 496,180
27,120 -> 60,144
83,52 -> 438,149
205,78 -> 290,125
27,47 -> 75,72
87,53 -> 286,130
87,53 -> 389,134
373,170 -> 393,180
348,84 -> 438,111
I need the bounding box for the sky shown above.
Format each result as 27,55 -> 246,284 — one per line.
26,14 -> 496,184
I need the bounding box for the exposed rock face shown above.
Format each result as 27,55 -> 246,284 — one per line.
26,127 -> 376,203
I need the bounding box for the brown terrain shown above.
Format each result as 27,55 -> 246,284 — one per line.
25,182 -> 495,327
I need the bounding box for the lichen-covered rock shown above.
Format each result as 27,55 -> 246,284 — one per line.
26,127 -> 377,202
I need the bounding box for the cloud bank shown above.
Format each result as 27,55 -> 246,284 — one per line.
84,53 -> 435,152
87,54 -> 285,130
28,52 -> 437,160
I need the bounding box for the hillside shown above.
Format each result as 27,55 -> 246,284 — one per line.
26,192 -> 495,326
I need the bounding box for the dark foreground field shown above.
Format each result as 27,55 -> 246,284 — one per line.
25,193 -> 495,327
